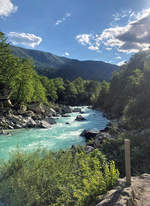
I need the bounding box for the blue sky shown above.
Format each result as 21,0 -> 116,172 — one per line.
0,0 -> 150,65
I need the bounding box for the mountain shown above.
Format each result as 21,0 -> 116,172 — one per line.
10,45 -> 118,81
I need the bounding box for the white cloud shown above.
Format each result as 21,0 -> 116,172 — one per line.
56,12 -> 71,25
76,34 -> 100,52
8,32 -> 42,48
117,61 -> 126,66
76,34 -> 92,46
101,8 -> 150,53
65,52 -> 70,56
0,0 -> 18,17
76,8 -> 150,54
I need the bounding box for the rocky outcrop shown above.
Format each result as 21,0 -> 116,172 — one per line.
93,173 -> 150,206
75,115 -> 86,121
0,105 -> 58,130
80,129 -> 100,139
80,128 -> 112,147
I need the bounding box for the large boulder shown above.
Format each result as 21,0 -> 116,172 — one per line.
45,117 -> 56,125
26,118 -> 37,128
43,105 -> 56,117
28,103 -> 45,114
75,115 -> 86,121
38,120 -> 51,128
80,129 -> 100,140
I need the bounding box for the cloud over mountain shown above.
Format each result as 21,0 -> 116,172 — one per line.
8,32 -> 42,48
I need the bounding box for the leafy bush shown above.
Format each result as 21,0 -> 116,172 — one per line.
98,130 -> 150,177
0,149 -> 119,206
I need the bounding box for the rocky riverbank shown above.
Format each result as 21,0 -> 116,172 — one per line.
0,103 -> 74,131
0,103 -> 87,132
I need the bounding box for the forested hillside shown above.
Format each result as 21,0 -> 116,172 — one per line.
10,45 -> 118,81
95,51 -> 150,130
0,32 -> 106,107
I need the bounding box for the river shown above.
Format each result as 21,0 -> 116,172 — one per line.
0,106 -> 108,161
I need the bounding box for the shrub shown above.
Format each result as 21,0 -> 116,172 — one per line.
0,149 -> 119,206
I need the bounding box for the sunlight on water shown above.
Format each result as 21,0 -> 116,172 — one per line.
0,107 -> 108,161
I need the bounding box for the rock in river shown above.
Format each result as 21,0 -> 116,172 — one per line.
75,115 -> 86,121
80,129 -> 100,139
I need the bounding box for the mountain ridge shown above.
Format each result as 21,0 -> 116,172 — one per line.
10,45 -> 118,81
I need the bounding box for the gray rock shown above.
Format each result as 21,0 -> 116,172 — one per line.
75,115 -> 86,121
85,146 -> 94,153
38,120 -> 51,128
32,114 -> 42,120
28,103 -> 45,114
17,104 -> 27,114
49,108 -> 56,116
73,108 -> 82,113
80,129 -> 99,139
14,124 -> 22,129
27,118 -> 37,128
45,117 -> 56,125
43,105 -> 56,117
8,125 -> 14,130
23,110 -> 35,117
62,106 -> 72,114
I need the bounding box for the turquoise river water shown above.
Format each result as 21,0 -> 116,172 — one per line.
0,106 -> 108,161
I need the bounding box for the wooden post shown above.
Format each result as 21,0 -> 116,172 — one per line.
125,139 -> 131,185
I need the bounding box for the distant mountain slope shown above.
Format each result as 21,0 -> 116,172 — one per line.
10,45 -> 118,81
